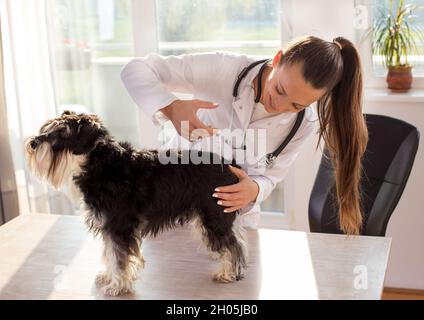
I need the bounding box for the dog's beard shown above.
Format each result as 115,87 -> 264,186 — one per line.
25,138 -> 86,193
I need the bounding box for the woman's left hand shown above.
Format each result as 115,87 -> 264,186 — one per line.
213,165 -> 259,213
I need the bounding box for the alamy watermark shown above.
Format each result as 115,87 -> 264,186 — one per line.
157,121 -> 269,174
353,265 -> 368,290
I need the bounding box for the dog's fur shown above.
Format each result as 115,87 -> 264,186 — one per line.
24,111 -> 248,296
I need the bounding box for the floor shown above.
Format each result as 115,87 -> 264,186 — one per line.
382,288 -> 424,300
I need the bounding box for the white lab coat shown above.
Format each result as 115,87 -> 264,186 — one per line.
120,51 -> 317,227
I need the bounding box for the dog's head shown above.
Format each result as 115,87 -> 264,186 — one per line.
24,111 -> 107,188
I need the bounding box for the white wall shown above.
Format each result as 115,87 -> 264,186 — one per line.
288,0 -> 355,41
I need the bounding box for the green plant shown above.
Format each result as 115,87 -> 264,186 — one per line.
371,0 -> 424,67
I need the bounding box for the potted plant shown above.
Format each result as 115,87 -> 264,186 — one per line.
372,0 -> 423,92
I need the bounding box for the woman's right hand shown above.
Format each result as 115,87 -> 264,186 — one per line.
160,99 -> 220,141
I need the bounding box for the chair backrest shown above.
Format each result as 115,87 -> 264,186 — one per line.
309,114 -> 420,236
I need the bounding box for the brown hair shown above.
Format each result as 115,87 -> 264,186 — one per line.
279,36 -> 368,235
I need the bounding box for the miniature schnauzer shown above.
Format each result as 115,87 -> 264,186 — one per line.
24,111 -> 248,296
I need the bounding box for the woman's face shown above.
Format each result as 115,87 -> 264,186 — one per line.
263,62 -> 327,113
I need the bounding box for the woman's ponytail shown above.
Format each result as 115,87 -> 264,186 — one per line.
318,37 -> 368,235
280,36 -> 369,234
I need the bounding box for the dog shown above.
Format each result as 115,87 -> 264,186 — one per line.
24,111 -> 248,296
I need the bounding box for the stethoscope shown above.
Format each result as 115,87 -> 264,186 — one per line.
227,58 -> 306,168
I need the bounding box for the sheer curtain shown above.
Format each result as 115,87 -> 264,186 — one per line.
44,0 -> 139,147
0,21 -> 19,224
1,0 -> 75,215
1,0 -> 137,216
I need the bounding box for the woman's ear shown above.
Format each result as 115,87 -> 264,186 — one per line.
272,50 -> 283,68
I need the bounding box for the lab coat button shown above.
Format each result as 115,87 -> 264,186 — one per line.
239,106 -> 243,109
267,122 -> 272,126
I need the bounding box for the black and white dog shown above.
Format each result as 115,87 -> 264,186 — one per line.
24,111 -> 247,296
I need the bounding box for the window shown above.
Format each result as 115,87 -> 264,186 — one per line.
155,0 -> 286,216
3,0 -> 288,221
155,0 -> 281,56
372,0 -> 424,76
47,0 -> 140,146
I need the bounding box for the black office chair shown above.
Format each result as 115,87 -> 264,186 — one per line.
309,114 -> 419,236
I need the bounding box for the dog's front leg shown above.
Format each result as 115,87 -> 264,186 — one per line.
96,232 -> 144,296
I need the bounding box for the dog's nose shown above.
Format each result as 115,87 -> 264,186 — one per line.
30,138 -> 40,150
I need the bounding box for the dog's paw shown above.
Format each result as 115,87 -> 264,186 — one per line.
102,283 -> 134,297
213,267 -> 245,283
213,270 -> 237,283
95,272 -> 111,286
96,272 -> 135,296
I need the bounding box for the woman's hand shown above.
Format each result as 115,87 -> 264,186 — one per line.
213,165 -> 259,213
160,99 -> 220,141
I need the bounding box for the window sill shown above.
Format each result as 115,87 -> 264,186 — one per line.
259,211 -> 290,230
364,88 -> 424,103
92,57 -> 131,66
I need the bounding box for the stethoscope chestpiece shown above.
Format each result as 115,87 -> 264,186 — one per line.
257,153 -> 276,169
265,154 -> 277,168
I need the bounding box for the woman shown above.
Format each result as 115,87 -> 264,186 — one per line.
121,35 -> 368,235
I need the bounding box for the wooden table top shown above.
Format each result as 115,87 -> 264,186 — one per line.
0,214 -> 391,300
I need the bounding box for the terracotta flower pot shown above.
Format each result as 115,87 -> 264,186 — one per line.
386,65 -> 413,93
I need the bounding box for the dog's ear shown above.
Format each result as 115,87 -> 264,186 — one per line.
72,117 -> 106,155
62,110 -> 76,116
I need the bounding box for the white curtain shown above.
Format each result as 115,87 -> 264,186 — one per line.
1,0 -> 139,215
1,0 -> 76,215
0,20 -> 19,224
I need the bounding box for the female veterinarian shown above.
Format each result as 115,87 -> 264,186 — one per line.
120,35 -> 368,235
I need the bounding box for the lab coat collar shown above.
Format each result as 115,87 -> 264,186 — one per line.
232,90 -> 254,130
231,62 -> 264,128
277,111 -> 296,125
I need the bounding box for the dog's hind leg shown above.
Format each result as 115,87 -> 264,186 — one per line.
96,229 -> 144,296
190,216 -> 220,261
200,213 -> 248,283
